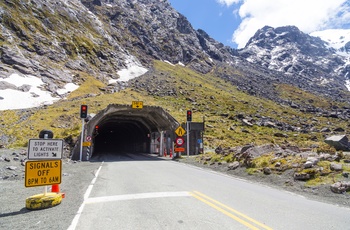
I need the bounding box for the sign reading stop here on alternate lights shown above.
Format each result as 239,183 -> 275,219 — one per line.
28,139 -> 63,160
25,160 -> 61,187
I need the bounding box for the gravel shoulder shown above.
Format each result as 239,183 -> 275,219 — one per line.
175,155 -> 350,208
0,148 -> 102,230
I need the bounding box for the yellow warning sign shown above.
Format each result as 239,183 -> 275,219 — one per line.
175,126 -> 186,137
83,142 -> 91,147
25,160 -> 61,187
132,101 -> 143,109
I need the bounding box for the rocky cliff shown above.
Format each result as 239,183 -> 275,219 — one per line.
0,0 -> 350,106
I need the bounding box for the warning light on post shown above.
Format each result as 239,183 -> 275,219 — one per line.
186,110 -> 192,121
80,105 -> 88,119
94,125 -> 99,134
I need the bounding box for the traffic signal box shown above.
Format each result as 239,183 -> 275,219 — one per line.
80,105 -> 88,118
186,110 -> 192,121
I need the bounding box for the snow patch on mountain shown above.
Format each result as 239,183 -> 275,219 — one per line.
108,55 -> 148,84
0,74 -> 77,110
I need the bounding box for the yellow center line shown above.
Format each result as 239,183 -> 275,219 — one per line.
190,191 -> 273,230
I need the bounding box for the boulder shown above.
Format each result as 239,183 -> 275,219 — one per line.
303,161 -> 314,169
324,135 -> 350,151
263,167 -> 272,175
330,163 -> 343,172
294,173 -> 310,180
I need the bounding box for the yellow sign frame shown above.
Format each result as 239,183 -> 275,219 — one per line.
25,160 -> 62,187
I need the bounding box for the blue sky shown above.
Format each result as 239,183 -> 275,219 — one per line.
168,0 -> 241,48
168,0 -> 350,49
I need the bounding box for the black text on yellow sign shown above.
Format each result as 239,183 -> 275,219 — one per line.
132,101 -> 143,109
25,160 -> 62,187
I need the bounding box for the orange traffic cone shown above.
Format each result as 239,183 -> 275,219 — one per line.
51,184 -> 60,193
164,148 -> 167,157
170,149 -> 173,158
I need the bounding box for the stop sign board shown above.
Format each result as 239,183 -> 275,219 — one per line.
175,137 -> 184,146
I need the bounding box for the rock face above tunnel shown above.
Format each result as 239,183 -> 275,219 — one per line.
70,104 -> 180,160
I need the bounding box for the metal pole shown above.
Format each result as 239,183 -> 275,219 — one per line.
186,121 -> 190,156
159,131 -> 164,157
80,118 -> 85,161
44,133 -> 48,195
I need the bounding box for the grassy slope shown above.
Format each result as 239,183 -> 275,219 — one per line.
0,60 -> 347,149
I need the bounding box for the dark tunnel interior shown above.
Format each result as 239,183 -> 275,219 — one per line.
93,119 -> 151,156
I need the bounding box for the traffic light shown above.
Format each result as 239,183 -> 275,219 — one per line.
186,110 -> 192,121
94,125 -> 99,134
80,105 -> 88,118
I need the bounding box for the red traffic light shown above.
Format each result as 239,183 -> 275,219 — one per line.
186,110 -> 192,121
80,105 -> 88,118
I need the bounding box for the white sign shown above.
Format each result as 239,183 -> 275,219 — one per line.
28,139 -> 63,160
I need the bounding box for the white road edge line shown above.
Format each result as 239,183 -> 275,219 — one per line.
67,162 -> 104,230
85,191 -> 191,204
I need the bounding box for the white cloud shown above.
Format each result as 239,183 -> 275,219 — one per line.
230,0 -> 349,48
216,0 -> 241,7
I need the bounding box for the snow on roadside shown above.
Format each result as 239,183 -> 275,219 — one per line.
0,74 -> 78,111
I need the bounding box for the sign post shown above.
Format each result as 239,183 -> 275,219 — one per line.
79,104 -> 88,161
186,110 -> 192,157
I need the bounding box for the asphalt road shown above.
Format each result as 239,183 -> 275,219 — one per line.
68,153 -> 350,230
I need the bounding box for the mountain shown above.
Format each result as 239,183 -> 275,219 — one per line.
311,29 -> 350,57
1,0 -> 350,148
238,26 -> 350,101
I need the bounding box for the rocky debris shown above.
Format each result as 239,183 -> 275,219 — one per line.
294,172 -> 311,181
330,181 -> 350,194
196,143 -> 350,195
6,166 -> 17,170
227,161 -> 240,170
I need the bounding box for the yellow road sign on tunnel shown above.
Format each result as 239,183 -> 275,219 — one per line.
132,101 -> 143,109
175,126 -> 186,137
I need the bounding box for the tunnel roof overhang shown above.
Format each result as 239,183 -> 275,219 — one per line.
88,104 -> 179,133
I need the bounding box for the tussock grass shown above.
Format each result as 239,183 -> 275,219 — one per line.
0,60 -> 348,152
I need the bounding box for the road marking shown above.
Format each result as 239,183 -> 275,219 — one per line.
85,191 -> 191,204
67,162 -> 104,230
190,191 -> 273,230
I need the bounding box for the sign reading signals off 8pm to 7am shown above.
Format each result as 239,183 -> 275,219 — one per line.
28,139 -> 63,160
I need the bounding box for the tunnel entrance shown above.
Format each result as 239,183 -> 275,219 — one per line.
71,104 -> 180,160
94,120 -> 150,155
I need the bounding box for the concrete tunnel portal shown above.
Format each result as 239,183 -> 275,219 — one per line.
71,104 -> 180,160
